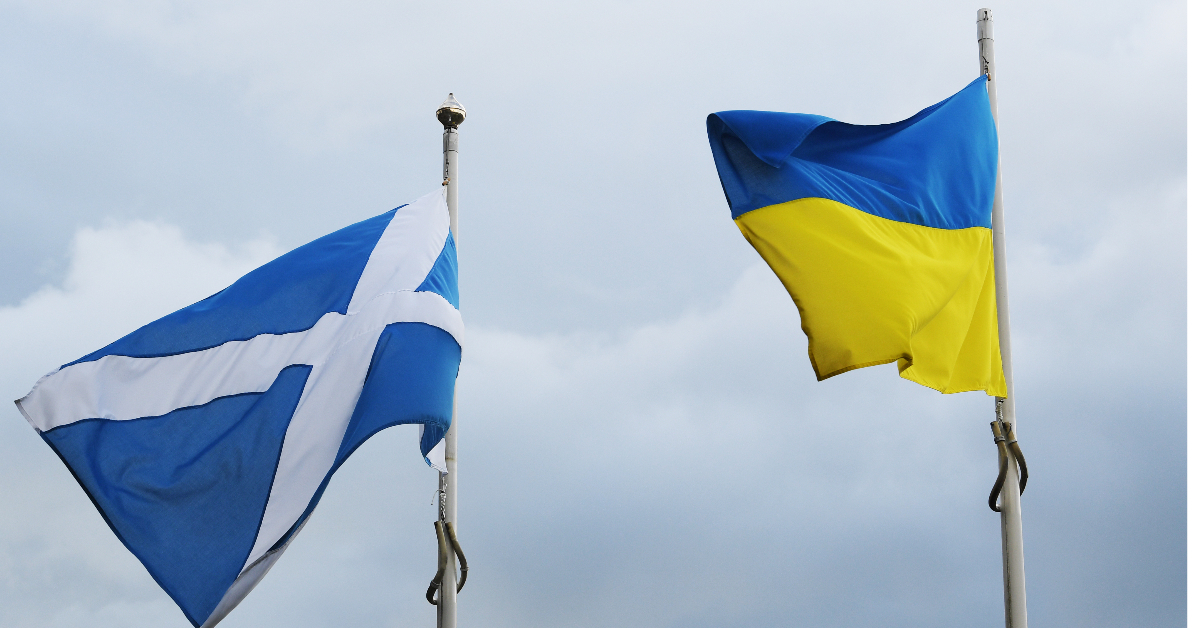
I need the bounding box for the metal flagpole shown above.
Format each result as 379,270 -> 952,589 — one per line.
436,93 -> 465,628
977,9 -> 1028,628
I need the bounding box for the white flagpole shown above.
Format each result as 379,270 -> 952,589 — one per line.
977,9 -> 1028,628
436,93 -> 465,628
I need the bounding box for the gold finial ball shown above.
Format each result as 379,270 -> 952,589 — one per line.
436,93 -> 466,128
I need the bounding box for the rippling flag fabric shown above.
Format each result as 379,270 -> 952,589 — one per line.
707,77 -> 1006,395
15,190 -> 463,627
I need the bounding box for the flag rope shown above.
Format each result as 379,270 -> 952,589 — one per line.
427,522 -> 450,605
999,400 -> 1029,494
988,403 -> 1029,512
988,421 -> 1011,512
426,520 -> 468,603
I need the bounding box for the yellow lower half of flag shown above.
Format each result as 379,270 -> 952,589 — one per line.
736,197 -> 1007,396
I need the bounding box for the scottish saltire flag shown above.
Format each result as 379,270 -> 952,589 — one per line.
15,190 -> 463,627
707,76 -> 1006,395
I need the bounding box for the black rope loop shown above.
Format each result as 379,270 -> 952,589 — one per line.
426,521 -> 449,605
1003,422 -> 1028,495
988,412 -> 1031,512
988,420 -> 1009,512
444,522 -> 468,593
426,520 -> 469,604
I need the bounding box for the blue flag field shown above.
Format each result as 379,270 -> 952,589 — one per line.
15,190 -> 463,627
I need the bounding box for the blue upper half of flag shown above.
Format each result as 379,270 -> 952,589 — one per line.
17,190 -> 463,628
707,76 -> 999,230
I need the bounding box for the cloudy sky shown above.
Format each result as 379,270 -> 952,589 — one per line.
0,1 -> 1185,627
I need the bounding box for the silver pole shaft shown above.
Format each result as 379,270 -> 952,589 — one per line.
977,9 -> 1028,628
437,97 -> 462,628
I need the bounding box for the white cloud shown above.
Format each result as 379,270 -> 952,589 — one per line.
0,221 -> 279,397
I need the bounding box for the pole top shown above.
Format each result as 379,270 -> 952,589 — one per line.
436,93 -> 466,129
977,8 -> 994,42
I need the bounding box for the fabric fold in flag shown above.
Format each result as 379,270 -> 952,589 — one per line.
15,190 -> 462,628
707,76 -> 1006,396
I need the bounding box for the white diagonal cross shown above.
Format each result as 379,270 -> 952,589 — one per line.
16,190 -> 462,585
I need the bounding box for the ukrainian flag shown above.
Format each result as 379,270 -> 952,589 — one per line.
707,76 -> 1005,396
